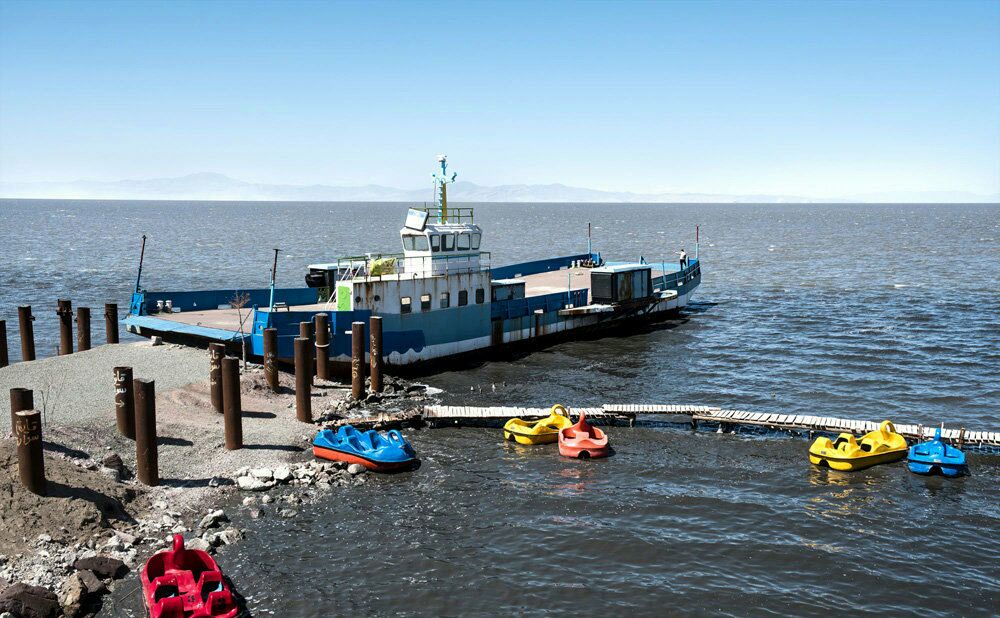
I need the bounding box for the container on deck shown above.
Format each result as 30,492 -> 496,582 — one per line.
590,264 -> 653,304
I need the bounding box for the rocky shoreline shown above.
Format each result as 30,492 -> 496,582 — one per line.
0,342 -> 435,617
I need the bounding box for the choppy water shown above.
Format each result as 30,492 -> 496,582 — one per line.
1,200 -> 999,616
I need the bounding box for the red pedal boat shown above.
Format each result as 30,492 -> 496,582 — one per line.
141,534 -> 238,618
558,410 -> 610,459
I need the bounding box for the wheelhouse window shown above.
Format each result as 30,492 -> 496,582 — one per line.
402,234 -> 430,252
458,290 -> 468,306
440,292 -> 450,308
430,234 -> 441,252
420,294 -> 431,311
442,234 -> 455,251
475,288 -> 485,304
401,296 -> 412,314
457,233 -> 471,251
471,233 -> 481,250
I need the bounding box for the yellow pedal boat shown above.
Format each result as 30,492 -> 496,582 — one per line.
808,420 -> 908,471
503,404 -> 573,445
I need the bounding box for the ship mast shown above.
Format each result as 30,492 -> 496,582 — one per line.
432,154 -> 457,223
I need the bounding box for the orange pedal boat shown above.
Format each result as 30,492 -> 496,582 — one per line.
558,410 -> 610,459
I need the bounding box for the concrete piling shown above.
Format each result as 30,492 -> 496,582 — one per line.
113,367 -> 135,439
209,342 -> 225,413
221,356 -> 243,450
14,409 -> 46,495
351,321 -> 365,400
314,313 -> 330,382
133,378 -> 158,486
0,319 -> 7,368
105,303 -> 119,344
76,307 -> 91,352
18,306 -> 35,361
10,387 -> 34,430
57,299 -> 73,355
263,328 -> 279,392
294,337 -> 312,422
369,316 -> 383,393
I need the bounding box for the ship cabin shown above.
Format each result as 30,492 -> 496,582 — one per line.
313,207 -> 492,319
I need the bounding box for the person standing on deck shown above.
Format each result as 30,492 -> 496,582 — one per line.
676,248 -> 688,270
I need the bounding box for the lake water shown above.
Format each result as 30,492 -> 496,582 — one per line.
1,200 -> 998,616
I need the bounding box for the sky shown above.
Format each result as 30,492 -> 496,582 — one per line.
1,0 -> 998,199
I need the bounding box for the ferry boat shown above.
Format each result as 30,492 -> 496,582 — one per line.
124,157 -> 702,373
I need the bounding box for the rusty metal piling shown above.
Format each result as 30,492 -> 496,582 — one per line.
14,409 -> 46,495
351,322 -> 366,400
314,313 -> 330,382
133,378 -> 158,486
18,306 -> 35,361
10,387 -> 34,431
263,328 -> 279,392
105,303 -> 119,344
76,307 -> 91,352
0,320 -> 7,368
57,299 -> 73,355
114,367 -> 135,439
221,357 -> 243,450
300,321 -> 314,381
294,337 -> 312,422
209,342 -> 225,413
369,316 -> 383,393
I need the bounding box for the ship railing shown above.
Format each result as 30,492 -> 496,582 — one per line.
336,251 -> 492,281
416,206 -> 475,224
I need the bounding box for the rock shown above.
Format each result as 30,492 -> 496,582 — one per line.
241,497 -> 255,506
73,556 -> 127,580
249,468 -> 273,481
59,573 -> 86,609
0,582 -> 61,618
204,527 -> 243,548
278,509 -> 297,519
273,467 -> 293,483
198,510 -> 229,530
248,508 -> 264,519
150,336 -> 163,346
185,538 -> 211,553
233,467 -> 249,478
364,393 -> 381,404
236,476 -> 271,492
347,463 -> 366,476
76,570 -> 106,595
261,494 -> 273,504
405,384 -> 426,393
208,476 -> 223,488
35,534 -> 52,545
113,530 -> 138,547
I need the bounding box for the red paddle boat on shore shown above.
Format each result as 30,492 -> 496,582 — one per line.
558,410 -> 610,459
141,534 -> 238,618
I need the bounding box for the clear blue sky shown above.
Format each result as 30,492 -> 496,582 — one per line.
1,0 -> 998,198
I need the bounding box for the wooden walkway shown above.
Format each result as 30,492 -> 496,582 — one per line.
418,404 -> 1000,449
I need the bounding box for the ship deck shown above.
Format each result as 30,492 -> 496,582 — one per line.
129,262 -> 679,337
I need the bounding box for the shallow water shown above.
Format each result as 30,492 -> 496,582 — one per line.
1,200 -> 998,616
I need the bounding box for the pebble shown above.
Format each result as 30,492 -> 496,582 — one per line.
347,463 -> 366,476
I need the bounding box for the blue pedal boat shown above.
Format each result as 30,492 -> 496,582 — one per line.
313,426 -> 419,472
907,428 -> 967,477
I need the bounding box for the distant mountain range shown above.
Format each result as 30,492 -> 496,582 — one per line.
1,172 -> 996,203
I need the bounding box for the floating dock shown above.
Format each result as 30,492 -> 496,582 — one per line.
337,404 -> 1000,452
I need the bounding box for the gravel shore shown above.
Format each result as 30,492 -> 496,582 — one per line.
0,341 -> 432,617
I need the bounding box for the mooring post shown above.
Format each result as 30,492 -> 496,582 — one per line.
113,367 -> 135,439
294,337 -> 312,422
0,319 -> 7,368
299,321 -> 314,381
221,356 -> 243,450
369,316 -> 383,393
209,343 -> 225,413
57,299 -> 73,355
14,409 -> 46,495
314,313 -> 330,382
18,306 -> 35,361
263,328 -> 279,392
104,303 -> 119,344
10,387 -> 34,431
351,321 -> 365,400
133,378 -> 158,486
76,306 -> 91,352
958,427 -> 966,450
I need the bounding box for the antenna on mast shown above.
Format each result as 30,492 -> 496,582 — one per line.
432,155 -> 457,223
